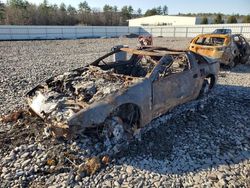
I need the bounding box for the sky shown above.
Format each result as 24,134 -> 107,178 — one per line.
2,0 -> 250,15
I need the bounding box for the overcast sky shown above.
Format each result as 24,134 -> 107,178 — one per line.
2,0 -> 250,15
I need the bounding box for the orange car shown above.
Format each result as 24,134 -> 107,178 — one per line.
189,34 -> 250,67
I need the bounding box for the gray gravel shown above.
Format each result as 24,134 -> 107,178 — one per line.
0,37 -> 250,187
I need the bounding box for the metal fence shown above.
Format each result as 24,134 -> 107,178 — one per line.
0,26 -> 139,40
141,24 -> 250,38
0,24 -> 249,40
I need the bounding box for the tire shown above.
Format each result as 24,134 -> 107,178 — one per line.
240,55 -> 250,64
199,79 -> 209,97
102,104 -> 140,155
102,116 -> 130,155
228,59 -> 235,68
198,76 -> 215,98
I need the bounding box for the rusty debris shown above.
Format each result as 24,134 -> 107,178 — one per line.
26,45 -> 219,153
77,155 -> 110,176
77,157 -> 101,175
0,109 -> 29,123
84,157 -> 101,175
101,155 -> 110,165
49,123 -> 70,138
189,33 -> 250,67
47,159 -> 56,166
138,35 -> 153,46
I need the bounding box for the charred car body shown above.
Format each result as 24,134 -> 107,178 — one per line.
27,46 -> 219,152
189,34 -> 250,67
212,29 -> 232,35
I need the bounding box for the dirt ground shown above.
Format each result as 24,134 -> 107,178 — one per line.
0,37 -> 249,188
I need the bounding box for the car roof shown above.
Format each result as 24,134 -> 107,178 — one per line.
195,33 -> 230,38
120,47 -> 186,57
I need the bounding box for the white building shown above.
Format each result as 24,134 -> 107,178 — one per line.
128,15 -> 202,26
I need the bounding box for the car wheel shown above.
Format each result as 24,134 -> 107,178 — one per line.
198,78 -> 211,98
240,55 -> 250,64
102,116 -> 130,155
228,58 -> 236,68
102,104 -> 140,155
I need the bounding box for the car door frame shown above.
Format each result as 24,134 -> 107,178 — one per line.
149,53 -> 200,118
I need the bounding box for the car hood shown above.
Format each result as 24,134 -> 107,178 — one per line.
26,65 -> 141,124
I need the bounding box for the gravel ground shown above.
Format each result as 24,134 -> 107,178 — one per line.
0,37 -> 250,188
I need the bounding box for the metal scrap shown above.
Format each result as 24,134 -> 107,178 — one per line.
0,109 -> 29,123
101,155 -> 110,165
77,157 -> 101,176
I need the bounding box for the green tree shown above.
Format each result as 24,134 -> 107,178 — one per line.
156,6 -> 162,15
58,3 -> 66,25
103,4 -> 113,25
5,0 -> 31,24
8,0 -> 28,8
162,5 -> 168,15
120,5 -> 133,25
0,1 -> 5,22
113,5 -> 118,12
66,5 -> 77,25
201,16 -> 208,24
112,6 -> 119,25
136,8 -> 142,17
78,1 -> 91,25
67,5 -> 76,15
144,8 -> 158,16
103,4 -> 113,12
214,13 -> 224,24
38,0 -> 50,25
121,5 -> 133,19
59,3 -> 66,12
78,1 -> 91,13
243,15 -> 250,23
227,15 -> 237,23
128,6 -> 133,15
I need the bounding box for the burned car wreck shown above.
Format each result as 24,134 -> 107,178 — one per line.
27,46 -> 219,153
189,34 -> 250,67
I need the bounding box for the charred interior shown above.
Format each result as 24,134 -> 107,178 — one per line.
195,36 -> 226,46
95,47 -> 189,78
97,54 -> 156,77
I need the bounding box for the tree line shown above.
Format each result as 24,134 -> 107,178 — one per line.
0,0 -> 168,25
179,13 -> 250,24
201,14 -> 250,24
0,1 -> 249,26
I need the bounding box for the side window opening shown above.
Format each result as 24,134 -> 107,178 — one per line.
210,37 -> 225,45
97,51 -> 156,78
195,37 -> 225,46
195,37 -> 206,44
233,36 -> 240,42
159,54 -> 190,78
233,35 -> 245,50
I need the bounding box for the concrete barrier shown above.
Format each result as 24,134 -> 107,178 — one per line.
0,24 -> 249,40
